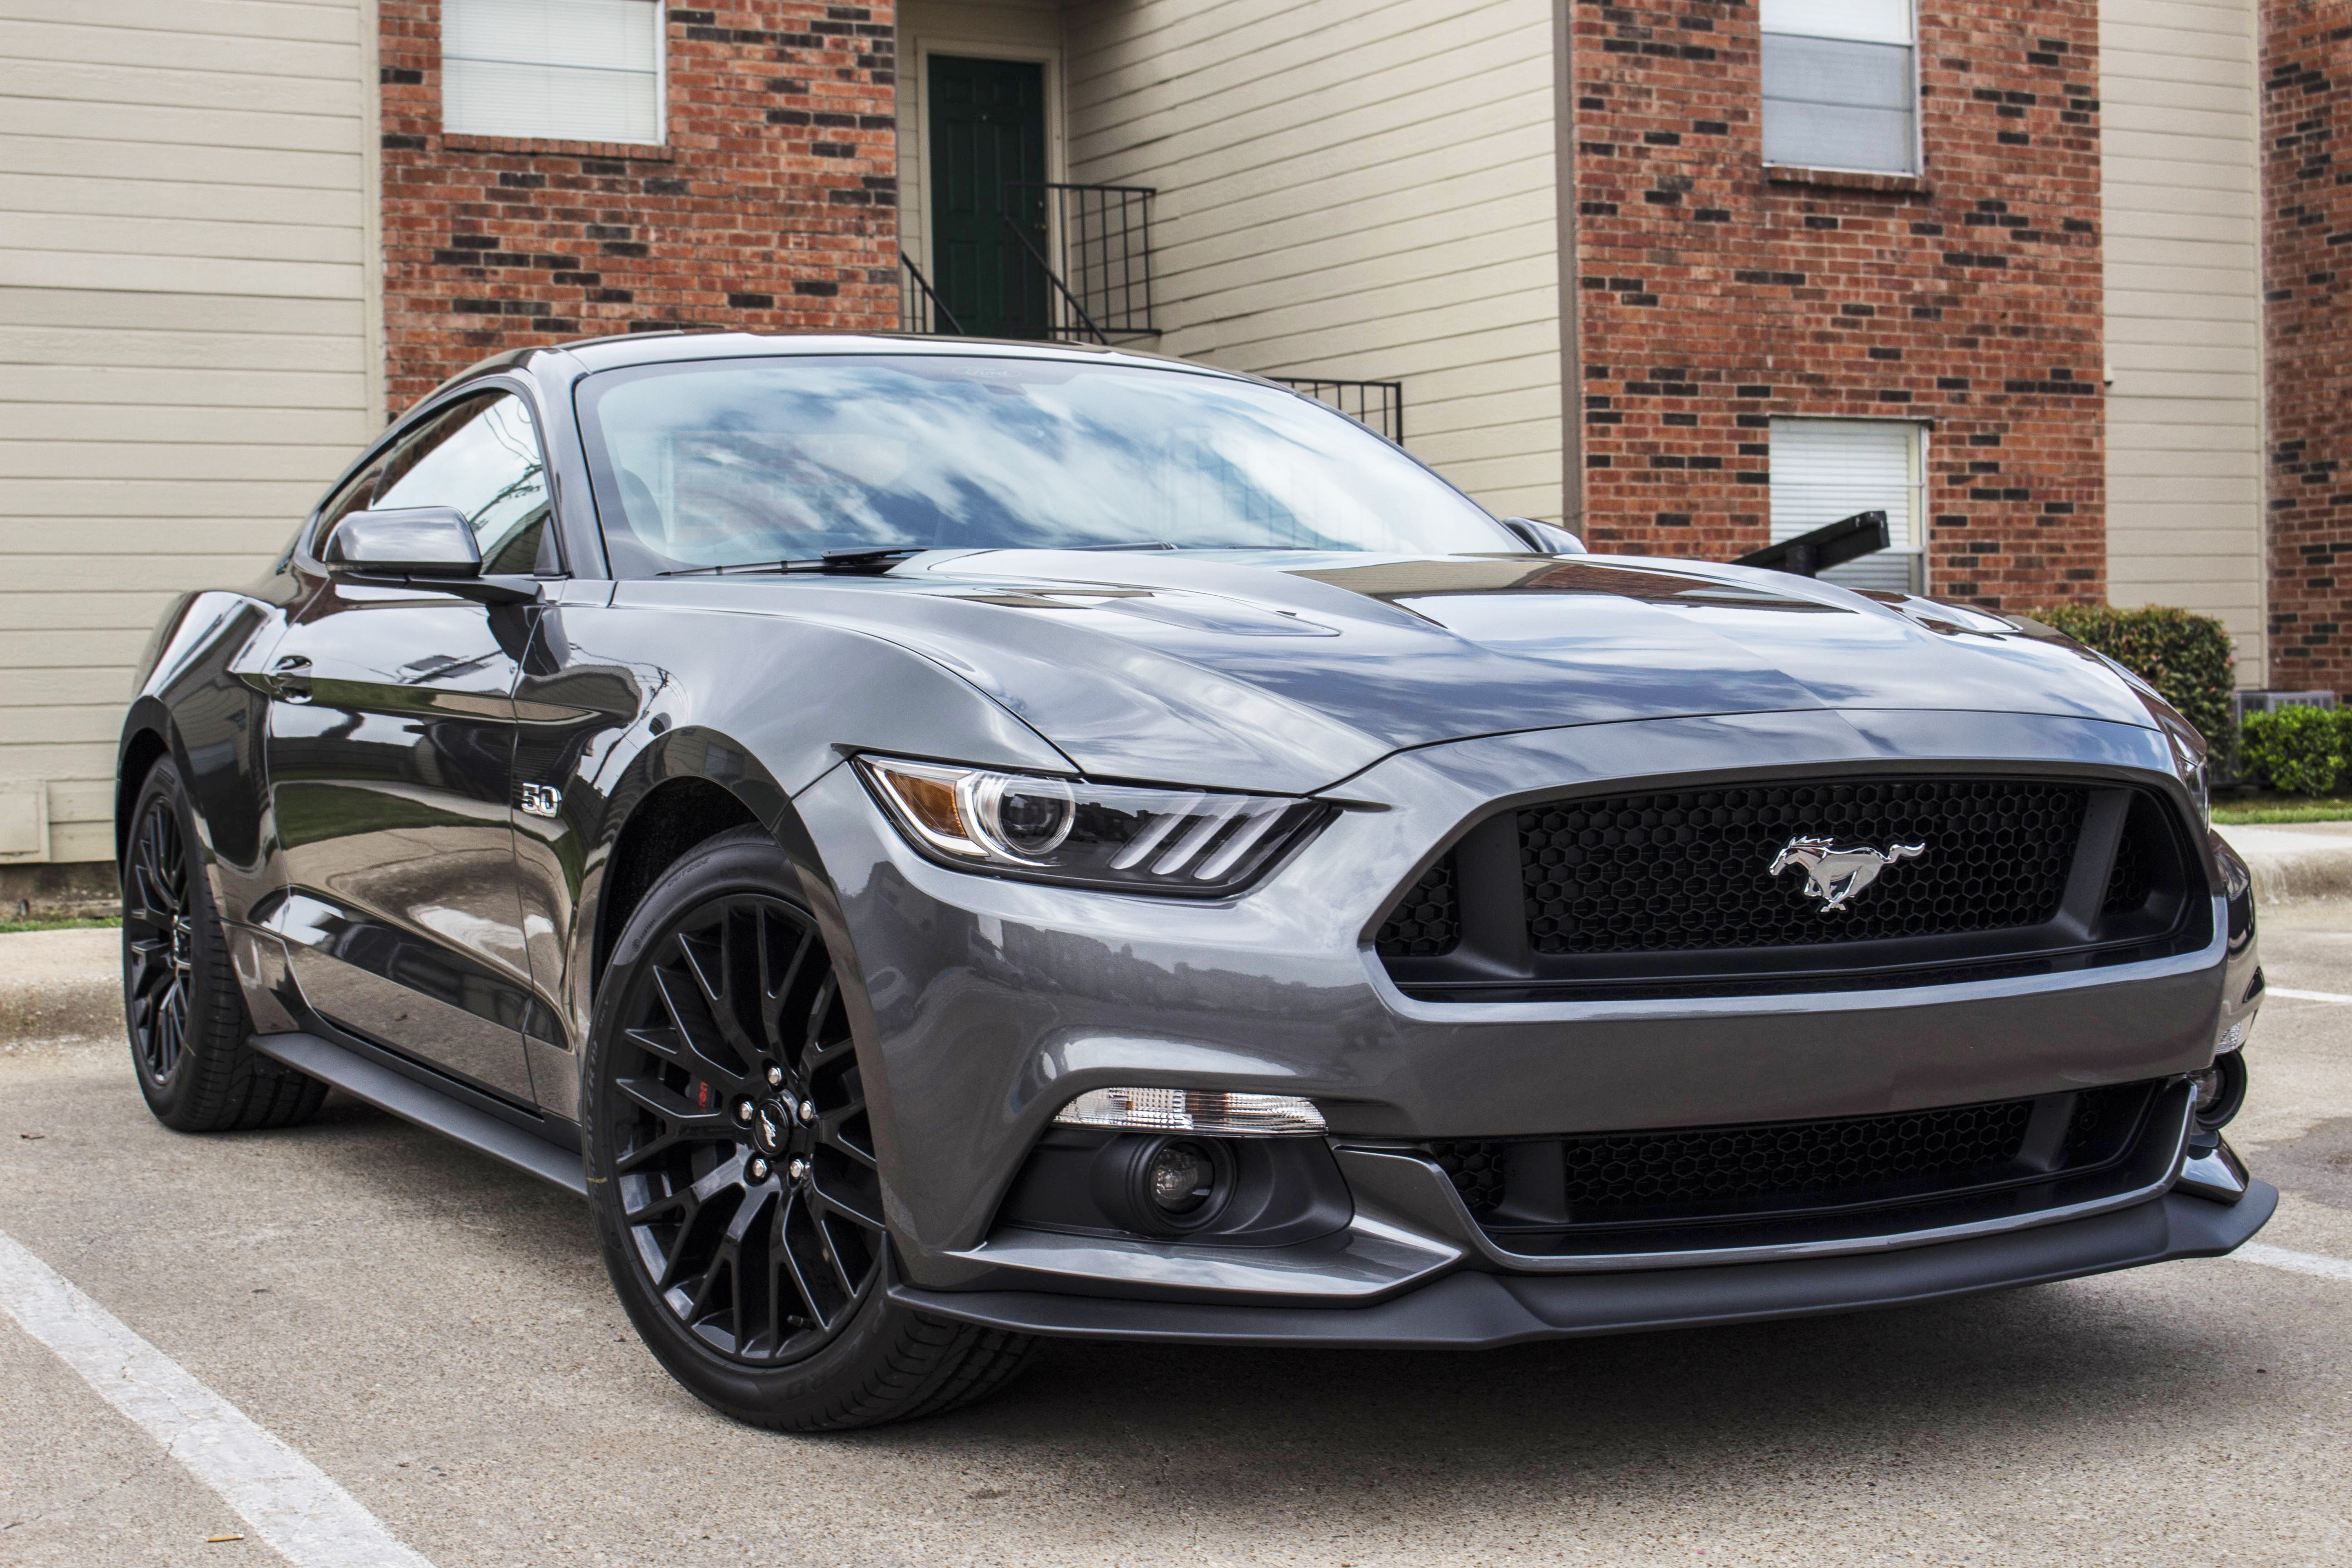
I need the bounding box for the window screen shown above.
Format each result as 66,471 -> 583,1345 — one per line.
1761,0 -> 1917,174
442,0 -> 664,145
1769,417 -> 1925,595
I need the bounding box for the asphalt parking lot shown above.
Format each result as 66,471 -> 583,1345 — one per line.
3,920 -> 2349,1568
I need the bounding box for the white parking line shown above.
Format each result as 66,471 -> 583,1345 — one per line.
2264,985 -> 2352,1004
2236,1242 -> 2352,1284
0,1227 -> 435,1568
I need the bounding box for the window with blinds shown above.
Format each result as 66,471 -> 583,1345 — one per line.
1768,417 -> 1926,594
442,0 -> 665,145
1761,0 -> 1918,174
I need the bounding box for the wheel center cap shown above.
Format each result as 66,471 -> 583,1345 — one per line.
751,1098 -> 793,1157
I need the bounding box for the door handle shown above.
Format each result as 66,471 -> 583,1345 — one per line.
268,655 -> 313,701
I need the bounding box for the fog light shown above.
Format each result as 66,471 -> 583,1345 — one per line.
1147,1141 -> 1215,1214
2191,1049 -> 2249,1136
1054,1086 -> 1326,1136
1090,1133 -> 1236,1235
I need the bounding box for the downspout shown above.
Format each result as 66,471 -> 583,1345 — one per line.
1553,0 -> 1584,534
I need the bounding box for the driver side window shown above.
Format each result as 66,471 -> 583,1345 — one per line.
323,391 -> 561,575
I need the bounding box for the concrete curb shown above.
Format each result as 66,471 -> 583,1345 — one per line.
2215,823 -> 2352,908
0,929 -> 122,1044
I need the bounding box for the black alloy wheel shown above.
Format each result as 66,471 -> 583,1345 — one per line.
123,788 -> 195,1087
607,891 -> 887,1363
586,825 -> 1034,1430
120,757 -> 327,1132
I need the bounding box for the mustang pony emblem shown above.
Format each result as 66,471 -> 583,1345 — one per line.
1769,837 -> 1926,913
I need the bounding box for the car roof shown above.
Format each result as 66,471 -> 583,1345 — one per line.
532,329 -> 1249,383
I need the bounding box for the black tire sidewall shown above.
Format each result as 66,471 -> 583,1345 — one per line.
580,826 -> 922,1427
122,757 -> 242,1124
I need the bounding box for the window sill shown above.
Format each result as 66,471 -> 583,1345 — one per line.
1764,165 -> 1929,196
438,132 -> 676,162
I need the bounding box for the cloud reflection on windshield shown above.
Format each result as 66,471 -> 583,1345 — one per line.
581,357 -> 1514,573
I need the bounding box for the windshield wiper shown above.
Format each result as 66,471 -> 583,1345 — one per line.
658,547 -> 926,578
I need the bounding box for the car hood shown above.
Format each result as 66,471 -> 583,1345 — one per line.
629,550 -> 2160,794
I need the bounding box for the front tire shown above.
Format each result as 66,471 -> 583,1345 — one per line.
583,825 -> 1035,1431
122,756 -> 326,1132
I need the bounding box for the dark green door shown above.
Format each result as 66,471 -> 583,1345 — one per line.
929,55 -> 1048,338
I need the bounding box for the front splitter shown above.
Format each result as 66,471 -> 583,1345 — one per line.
891,1185 -> 2277,1350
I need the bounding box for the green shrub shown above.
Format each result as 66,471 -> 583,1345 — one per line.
2240,706 -> 2344,796
2031,604 -> 2238,755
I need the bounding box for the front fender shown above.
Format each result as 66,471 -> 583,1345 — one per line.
117,590 -> 289,924
529,594 -> 1077,1091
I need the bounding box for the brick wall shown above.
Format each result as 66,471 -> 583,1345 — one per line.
2263,2 -> 2352,690
1569,0 -> 2106,610
379,1 -> 898,412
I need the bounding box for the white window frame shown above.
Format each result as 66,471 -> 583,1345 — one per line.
1768,416 -> 1929,596
1759,0 -> 1923,177
441,0 -> 668,147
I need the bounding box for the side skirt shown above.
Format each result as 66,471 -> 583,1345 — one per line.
250,1031 -> 588,1198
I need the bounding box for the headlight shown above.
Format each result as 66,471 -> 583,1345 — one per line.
2180,749 -> 2211,828
854,755 -> 1333,895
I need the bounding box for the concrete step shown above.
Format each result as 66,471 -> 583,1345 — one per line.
2216,821 -> 2352,906
0,927 -> 122,1043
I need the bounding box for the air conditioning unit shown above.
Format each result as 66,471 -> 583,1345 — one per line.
2233,689 -> 2338,725
2215,691 -> 2339,787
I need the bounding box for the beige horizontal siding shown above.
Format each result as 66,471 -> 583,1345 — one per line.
1065,0 -> 1563,523
2099,0 -> 2267,688
0,0 -> 376,864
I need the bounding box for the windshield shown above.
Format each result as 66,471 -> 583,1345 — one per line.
576,354 -> 1516,574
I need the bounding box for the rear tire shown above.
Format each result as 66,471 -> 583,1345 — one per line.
583,825 -> 1036,1431
122,756 -> 327,1132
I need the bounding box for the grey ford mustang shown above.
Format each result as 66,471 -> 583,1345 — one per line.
118,333 -> 2271,1430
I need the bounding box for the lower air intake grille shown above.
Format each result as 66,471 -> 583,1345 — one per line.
1519,778 -> 2088,955
1550,1098 -> 2032,1225
1425,1081 -> 2159,1232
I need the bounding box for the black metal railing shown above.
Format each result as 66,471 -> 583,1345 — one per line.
1272,378 -> 1405,444
1001,182 -> 1158,343
899,251 -> 965,336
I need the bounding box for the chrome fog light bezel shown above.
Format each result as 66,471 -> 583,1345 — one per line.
1052,1086 -> 1327,1136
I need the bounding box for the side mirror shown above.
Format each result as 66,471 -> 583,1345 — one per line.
1503,517 -> 1589,556
321,507 -> 538,604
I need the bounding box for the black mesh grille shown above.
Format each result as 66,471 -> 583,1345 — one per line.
1429,1094 -> 2065,1227
1551,1099 -> 2033,1224
1376,855 -> 1460,957
1428,1140 -> 1506,1211
1519,779 -> 2087,956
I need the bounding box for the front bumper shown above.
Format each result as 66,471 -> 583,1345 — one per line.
894,1183 -> 2277,1348
793,706 -> 2254,1314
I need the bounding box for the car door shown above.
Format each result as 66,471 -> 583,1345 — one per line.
261,389 -> 559,1105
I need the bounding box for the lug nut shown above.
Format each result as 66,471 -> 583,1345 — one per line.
798,1099 -> 816,1124
787,1157 -> 808,1181
765,1063 -> 785,1089
747,1156 -> 771,1181
733,1099 -> 755,1124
